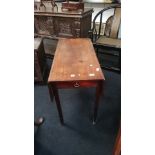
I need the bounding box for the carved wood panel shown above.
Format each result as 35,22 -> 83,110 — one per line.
34,16 -> 54,36
54,17 -> 76,37
34,8 -> 93,38
74,18 -> 81,37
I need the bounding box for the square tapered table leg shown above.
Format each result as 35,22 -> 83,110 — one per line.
93,81 -> 103,124
49,83 -> 64,124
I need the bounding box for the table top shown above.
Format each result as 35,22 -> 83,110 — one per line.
34,8 -> 93,17
48,38 -> 105,82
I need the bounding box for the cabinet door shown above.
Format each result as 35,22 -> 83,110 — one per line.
54,17 -> 81,38
34,52 -> 43,82
34,16 -> 54,36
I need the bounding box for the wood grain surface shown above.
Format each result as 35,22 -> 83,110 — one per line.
34,8 -> 93,16
48,38 -> 105,82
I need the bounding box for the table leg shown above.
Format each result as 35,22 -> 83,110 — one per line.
48,84 -> 54,102
93,81 -> 103,124
51,84 -> 64,124
113,126 -> 121,155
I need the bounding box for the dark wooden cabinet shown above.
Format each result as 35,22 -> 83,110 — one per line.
34,8 -> 93,57
34,38 -> 46,82
34,8 -> 93,39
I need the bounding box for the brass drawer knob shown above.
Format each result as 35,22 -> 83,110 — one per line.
74,82 -> 80,88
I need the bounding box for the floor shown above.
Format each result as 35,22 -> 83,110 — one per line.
34,58 -> 121,155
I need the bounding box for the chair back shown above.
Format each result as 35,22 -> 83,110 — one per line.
91,5 -> 121,42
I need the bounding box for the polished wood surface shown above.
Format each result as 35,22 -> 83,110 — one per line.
34,7 -> 92,16
48,38 -> 105,124
48,38 -> 105,82
113,126 -> 121,155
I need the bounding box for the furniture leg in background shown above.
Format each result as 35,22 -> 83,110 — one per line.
34,37 -> 46,83
113,126 -> 121,155
34,117 -> 44,126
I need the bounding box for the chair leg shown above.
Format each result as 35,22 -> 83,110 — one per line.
118,49 -> 121,71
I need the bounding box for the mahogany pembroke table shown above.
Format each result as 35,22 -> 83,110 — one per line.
48,38 -> 105,124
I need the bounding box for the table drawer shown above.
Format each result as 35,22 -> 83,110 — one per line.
51,81 -> 98,89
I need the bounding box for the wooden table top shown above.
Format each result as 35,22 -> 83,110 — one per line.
34,8 -> 93,17
48,38 -> 105,82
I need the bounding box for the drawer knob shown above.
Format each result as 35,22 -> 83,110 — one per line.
74,82 -> 80,88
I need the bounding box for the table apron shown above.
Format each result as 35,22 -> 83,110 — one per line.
49,80 -> 103,89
